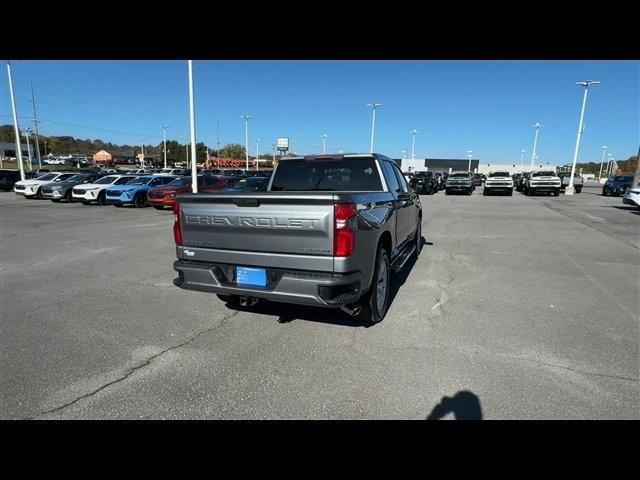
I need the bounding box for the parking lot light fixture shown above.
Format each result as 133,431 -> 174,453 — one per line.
255,138 -> 260,170
241,114 -> 251,172
520,149 -> 525,166
367,103 -> 382,153
7,62 -> 25,181
467,150 -> 473,172
530,122 -> 542,171
597,146 -> 607,180
322,134 -> 327,154
24,129 -> 33,171
187,61 -> 198,192
566,80 -> 599,195
162,125 -> 168,169
411,129 -> 417,160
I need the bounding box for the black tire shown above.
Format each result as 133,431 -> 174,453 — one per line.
413,220 -> 422,259
65,190 -> 74,202
508,189 -> 513,196
445,189 -> 450,195
216,294 -> 240,308
359,246 -> 391,326
602,188 -> 607,196
483,189 -> 488,196
575,186 -> 582,194
36,187 -> 43,199
133,193 -> 146,208
553,190 -> 560,197
97,191 -> 107,205
153,205 -> 165,210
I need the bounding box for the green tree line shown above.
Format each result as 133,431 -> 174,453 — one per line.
570,155 -> 638,176
0,124 -> 268,163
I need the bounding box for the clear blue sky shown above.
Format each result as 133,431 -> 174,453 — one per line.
1,60 -> 638,164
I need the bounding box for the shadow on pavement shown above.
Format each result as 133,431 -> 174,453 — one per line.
221,236 -> 430,327
610,205 -> 640,215
426,390 -> 483,420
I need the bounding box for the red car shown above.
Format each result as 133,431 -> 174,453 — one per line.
146,175 -> 231,209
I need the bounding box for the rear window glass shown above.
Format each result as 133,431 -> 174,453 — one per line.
270,158 -> 383,191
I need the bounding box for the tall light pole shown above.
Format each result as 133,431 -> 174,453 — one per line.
161,124 -> 168,169
605,153 -> 612,177
608,154 -> 615,177
7,62 -> 25,181
241,114 -> 251,171
30,82 -> 42,169
401,150 -> 406,160
597,145 -> 607,181
255,138 -> 260,170
322,134 -> 327,154
520,149 -> 525,167
140,138 -> 145,168
632,144 -> 640,188
24,129 -> 33,171
187,60 -> 198,192
566,80 -> 600,195
467,150 -> 473,172
530,122 -> 542,171
411,129 -> 417,160
367,103 -> 382,153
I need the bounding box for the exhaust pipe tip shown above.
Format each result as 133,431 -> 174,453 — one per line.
340,305 -> 361,317
239,296 -> 259,307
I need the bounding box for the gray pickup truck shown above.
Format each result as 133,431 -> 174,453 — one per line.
173,153 -> 423,325
557,171 -> 583,193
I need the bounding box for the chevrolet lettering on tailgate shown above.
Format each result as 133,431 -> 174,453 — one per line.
184,215 -> 321,229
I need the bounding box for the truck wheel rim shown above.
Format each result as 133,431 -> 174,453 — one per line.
376,257 -> 388,313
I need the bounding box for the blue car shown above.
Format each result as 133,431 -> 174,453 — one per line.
105,175 -> 177,207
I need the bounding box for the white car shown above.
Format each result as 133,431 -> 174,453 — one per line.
623,186 -> 640,209
524,170 -> 561,196
157,168 -> 184,175
13,172 -> 76,198
71,174 -> 137,205
483,171 -> 514,196
44,158 -> 67,165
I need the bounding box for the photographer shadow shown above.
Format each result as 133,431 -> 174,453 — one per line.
426,390 -> 483,420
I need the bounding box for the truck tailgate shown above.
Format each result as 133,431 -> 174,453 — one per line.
177,192 -> 336,264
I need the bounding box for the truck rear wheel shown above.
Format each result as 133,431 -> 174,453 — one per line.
554,190 -> 560,197
359,246 -> 391,326
575,186 -> 582,193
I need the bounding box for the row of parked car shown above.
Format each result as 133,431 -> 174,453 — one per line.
405,170 -> 514,196
7,167 -> 272,209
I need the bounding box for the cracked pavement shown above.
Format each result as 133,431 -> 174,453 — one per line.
1,183 -> 638,419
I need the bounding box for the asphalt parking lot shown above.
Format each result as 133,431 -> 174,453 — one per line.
1,182 -> 638,419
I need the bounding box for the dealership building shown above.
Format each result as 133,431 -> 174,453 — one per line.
398,158 -> 556,174
0,142 -> 33,161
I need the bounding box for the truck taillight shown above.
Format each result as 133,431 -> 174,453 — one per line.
334,203 -> 356,257
173,201 -> 182,246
